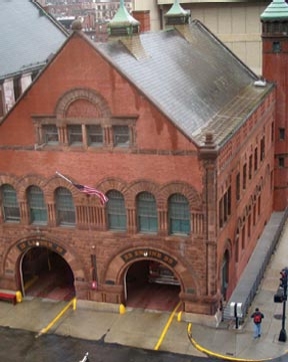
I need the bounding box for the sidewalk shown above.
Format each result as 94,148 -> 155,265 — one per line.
190,217 -> 288,361
1,222 -> 288,361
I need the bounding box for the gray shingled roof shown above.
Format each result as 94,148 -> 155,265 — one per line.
97,21 -> 273,147
0,0 -> 68,80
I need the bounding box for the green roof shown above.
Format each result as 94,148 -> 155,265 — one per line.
165,0 -> 189,17
260,0 -> 288,21
108,0 -> 139,28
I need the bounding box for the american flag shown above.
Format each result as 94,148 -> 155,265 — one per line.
73,183 -> 108,205
56,171 -> 108,205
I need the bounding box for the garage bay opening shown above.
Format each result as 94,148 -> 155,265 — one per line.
20,247 -> 75,301
125,260 -> 180,312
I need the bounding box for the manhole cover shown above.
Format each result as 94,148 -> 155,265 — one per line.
274,314 -> 283,320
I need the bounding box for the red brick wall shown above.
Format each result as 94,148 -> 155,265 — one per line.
262,31 -> 288,211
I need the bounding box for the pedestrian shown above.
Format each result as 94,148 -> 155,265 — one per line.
251,307 -> 264,339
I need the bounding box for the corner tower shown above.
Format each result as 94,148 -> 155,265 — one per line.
261,0 -> 288,210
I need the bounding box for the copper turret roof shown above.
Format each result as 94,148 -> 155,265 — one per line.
261,0 -> 288,21
107,0 -> 140,37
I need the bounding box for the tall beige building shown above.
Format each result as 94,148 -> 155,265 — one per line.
133,0 -> 270,75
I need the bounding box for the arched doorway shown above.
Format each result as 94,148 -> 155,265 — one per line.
20,247 -> 75,301
124,259 -> 180,311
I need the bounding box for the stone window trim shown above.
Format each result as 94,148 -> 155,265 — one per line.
32,115 -> 138,150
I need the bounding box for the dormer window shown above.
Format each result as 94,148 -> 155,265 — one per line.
33,89 -> 137,151
34,119 -> 136,150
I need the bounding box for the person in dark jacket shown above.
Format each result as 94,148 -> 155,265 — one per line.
251,307 -> 264,338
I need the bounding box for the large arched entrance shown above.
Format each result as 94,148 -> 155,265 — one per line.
20,247 -> 75,301
124,259 -> 180,311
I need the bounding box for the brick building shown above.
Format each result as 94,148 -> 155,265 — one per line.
0,0 -> 285,316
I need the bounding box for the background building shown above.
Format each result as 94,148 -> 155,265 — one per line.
0,1 -> 68,119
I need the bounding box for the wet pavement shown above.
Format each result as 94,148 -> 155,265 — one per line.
0,326 -> 213,362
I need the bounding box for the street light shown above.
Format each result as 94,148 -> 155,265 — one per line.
279,268 -> 288,342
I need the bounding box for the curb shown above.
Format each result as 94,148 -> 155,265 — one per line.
187,323 -> 274,362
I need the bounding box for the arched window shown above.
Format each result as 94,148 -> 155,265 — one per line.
1,184 -> 20,222
107,190 -> 126,230
137,192 -> 158,233
221,250 -> 229,301
27,185 -> 47,224
168,193 -> 190,235
55,187 -> 75,226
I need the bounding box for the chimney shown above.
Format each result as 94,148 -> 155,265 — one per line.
132,10 -> 150,33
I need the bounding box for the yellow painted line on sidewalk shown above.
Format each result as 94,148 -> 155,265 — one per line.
187,323 -> 275,362
154,301 -> 181,351
35,297 -> 77,338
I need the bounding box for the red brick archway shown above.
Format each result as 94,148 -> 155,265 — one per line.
103,247 -> 199,309
1,235 -> 88,298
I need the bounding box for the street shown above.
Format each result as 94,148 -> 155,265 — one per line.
0,326 -> 216,362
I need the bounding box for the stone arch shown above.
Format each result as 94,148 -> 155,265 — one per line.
159,181 -> 202,210
127,179 -> 160,208
103,246 -> 200,296
17,174 -> 49,202
0,174 -> 21,208
55,88 -> 111,119
97,178 -> 129,208
2,234 -> 87,285
0,174 -> 19,188
97,177 -> 128,195
46,174 -> 84,201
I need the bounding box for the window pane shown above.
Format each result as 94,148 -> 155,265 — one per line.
68,125 -> 83,145
137,192 -> 158,233
2,184 -> 20,222
55,187 -> 75,226
107,190 -> 126,230
28,186 -> 47,224
87,125 -> 103,146
169,193 -> 190,235
113,125 -> 129,147
43,124 -> 59,144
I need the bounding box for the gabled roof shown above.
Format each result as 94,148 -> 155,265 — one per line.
0,0 -> 68,80
96,21 -> 273,148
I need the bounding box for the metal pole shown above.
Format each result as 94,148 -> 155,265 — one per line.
279,271 -> 287,342
234,303 -> 239,329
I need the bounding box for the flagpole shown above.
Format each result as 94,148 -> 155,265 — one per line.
55,171 -> 73,184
